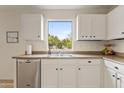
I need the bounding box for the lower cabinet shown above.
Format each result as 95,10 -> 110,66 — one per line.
41,59 -> 102,88
78,65 -> 101,88
117,73 -> 124,88
104,67 -> 116,88
104,60 -> 124,88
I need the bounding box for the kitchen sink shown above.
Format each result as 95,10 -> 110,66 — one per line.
47,54 -> 73,57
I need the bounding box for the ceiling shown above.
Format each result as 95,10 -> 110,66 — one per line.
39,5 -> 117,10
0,5 -> 117,13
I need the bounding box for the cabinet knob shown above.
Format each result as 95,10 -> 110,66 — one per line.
115,66 -> 119,70
82,36 -> 84,38
78,68 -> 81,70
38,35 -> 40,38
90,36 -> 92,38
60,68 -> 63,70
112,75 -> 115,77
93,36 -> 95,38
85,36 -> 88,38
121,32 -> 124,34
88,61 -> 92,63
56,68 -> 58,70
117,78 -> 120,80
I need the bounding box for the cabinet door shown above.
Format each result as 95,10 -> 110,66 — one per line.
41,59 -> 58,88
21,14 -> 43,40
78,65 -> 101,88
77,15 -> 91,40
59,60 -> 77,88
92,15 -> 106,40
107,6 -> 124,39
104,67 -> 116,88
117,73 -> 124,88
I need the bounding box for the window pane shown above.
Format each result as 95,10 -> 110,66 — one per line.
48,21 -> 72,51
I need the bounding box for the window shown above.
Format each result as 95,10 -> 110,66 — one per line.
48,21 -> 72,51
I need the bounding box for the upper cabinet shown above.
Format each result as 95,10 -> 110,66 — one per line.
21,14 -> 44,41
107,6 -> 124,40
76,14 -> 107,40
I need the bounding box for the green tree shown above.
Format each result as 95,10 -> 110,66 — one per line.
48,34 -> 72,49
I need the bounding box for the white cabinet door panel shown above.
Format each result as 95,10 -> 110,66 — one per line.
92,15 -> 106,40
42,60 -> 58,88
104,67 -> 116,88
78,65 -> 101,88
21,14 -> 43,40
59,64 -> 77,88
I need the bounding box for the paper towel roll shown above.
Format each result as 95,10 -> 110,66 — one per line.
26,45 -> 32,55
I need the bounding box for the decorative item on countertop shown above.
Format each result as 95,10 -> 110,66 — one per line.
26,44 -> 32,55
101,43 -> 115,55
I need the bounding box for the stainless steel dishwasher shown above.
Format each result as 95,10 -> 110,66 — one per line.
17,59 -> 41,88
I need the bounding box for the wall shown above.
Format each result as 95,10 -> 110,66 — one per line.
0,9 -> 107,80
0,13 -> 25,79
109,40 -> 124,53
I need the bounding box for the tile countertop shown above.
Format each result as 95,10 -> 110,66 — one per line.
12,54 -> 124,65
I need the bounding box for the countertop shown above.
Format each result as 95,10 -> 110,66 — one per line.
12,54 -> 103,59
12,54 -> 124,65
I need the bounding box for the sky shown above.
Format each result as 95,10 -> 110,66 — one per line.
48,21 -> 72,40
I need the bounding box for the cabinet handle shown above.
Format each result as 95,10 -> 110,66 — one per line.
90,36 -> 92,38
115,66 -> 119,70
88,61 -> 92,63
25,61 -> 31,63
93,36 -> 95,38
78,68 -> 81,70
85,36 -> 87,38
82,36 -> 84,38
117,78 -> 120,80
26,84 -> 31,87
112,75 -> 115,77
38,35 -> 40,38
121,32 -> 124,34
60,68 -> 63,70
56,68 -> 58,70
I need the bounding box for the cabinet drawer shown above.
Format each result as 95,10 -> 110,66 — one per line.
18,59 -> 41,63
78,59 -> 102,65
104,60 -> 124,75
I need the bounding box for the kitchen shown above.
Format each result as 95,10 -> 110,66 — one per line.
1,5 -> 124,88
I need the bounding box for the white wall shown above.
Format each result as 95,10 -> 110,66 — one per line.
109,40 -> 124,53
0,13 -> 25,79
0,9 -> 107,80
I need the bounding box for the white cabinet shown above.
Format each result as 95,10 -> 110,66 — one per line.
41,59 -> 77,88
104,59 -> 124,88
41,59 -> 102,88
78,59 -> 102,88
78,65 -> 101,88
117,73 -> 124,88
107,6 -> 124,39
41,59 -> 58,88
59,60 -> 77,88
21,14 -> 44,41
77,14 -> 106,40
104,67 -> 116,88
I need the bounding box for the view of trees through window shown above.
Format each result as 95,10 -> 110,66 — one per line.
48,21 -> 72,51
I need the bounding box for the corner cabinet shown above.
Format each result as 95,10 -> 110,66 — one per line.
104,60 -> 124,88
21,14 -> 44,41
76,14 -> 106,40
41,59 -> 103,88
